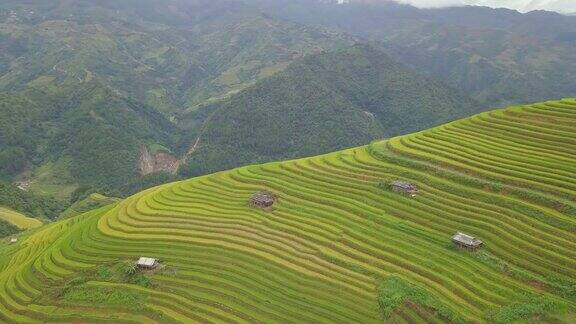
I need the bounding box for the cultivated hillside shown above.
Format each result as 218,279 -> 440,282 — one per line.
0,207 -> 42,238
182,45 -> 479,176
0,208 -> 42,230
0,181 -> 61,221
1,98 -> 575,322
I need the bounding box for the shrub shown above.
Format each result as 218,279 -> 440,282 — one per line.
377,276 -> 463,323
485,294 -> 565,323
128,275 -> 152,288
124,264 -> 137,277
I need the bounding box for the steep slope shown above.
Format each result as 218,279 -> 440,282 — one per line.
250,0 -> 576,107
0,81 -> 182,198
0,0 -> 357,200
0,196 -> 43,239
0,208 -> 42,230
182,45 -> 480,176
0,181 -> 62,220
57,193 -> 119,220
1,99 -> 575,322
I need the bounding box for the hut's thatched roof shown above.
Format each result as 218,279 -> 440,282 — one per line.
251,193 -> 275,203
452,232 -> 482,247
250,191 -> 277,207
137,257 -> 158,267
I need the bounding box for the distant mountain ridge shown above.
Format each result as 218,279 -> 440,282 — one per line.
0,0 -> 356,113
249,0 -> 576,107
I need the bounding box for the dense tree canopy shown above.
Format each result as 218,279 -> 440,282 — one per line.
182,45 -> 480,176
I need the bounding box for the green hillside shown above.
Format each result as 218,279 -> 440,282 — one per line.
1,99 -> 575,322
0,81 -> 182,198
0,207 -> 42,239
0,42 -> 479,201
252,0 -> 576,107
3,0 -> 576,207
0,207 -> 42,230
0,0 -> 398,200
0,0 -> 354,112
57,193 -> 120,220
182,45 -> 480,176
0,181 -> 62,220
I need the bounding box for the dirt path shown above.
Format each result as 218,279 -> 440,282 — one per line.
180,102 -> 226,163
187,136 -> 201,156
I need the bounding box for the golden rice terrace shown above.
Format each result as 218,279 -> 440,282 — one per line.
1,99 -> 575,323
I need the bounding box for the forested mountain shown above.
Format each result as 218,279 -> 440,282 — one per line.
0,0 -> 355,113
0,181 -> 61,220
250,0 -> 576,107
0,0 -> 356,202
182,45 -> 480,175
0,81 -> 181,197
3,0 -> 575,207
0,0 -> 485,205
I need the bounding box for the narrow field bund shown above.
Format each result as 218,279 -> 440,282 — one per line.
1,99 -> 575,322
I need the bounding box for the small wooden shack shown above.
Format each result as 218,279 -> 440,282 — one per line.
249,191 -> 276,209
9,238 -> 17,244
136,257 -> 159,270
452,232 -> 483,250
391,180 -> 418,195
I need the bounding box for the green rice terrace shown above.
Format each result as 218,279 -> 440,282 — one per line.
0,208 -> 42,230
1,99 -> 576,323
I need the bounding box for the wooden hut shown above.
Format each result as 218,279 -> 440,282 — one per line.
136,257 -> 159,270
452,232 -> 483,250
391,180 -> 418,196
249,191 -> 276,209
9,238 -> 17,244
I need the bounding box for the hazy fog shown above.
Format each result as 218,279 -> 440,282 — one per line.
393,0 -> 576,13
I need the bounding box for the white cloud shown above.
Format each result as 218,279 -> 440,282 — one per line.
392,0 -> 576,13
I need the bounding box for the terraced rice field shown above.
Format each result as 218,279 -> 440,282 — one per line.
1,99 -> 576,322
0,208 -> 42,230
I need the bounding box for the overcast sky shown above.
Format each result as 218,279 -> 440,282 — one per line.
392,0 -> 576,13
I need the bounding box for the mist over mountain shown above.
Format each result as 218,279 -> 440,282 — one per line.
392,0 -> 576,14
